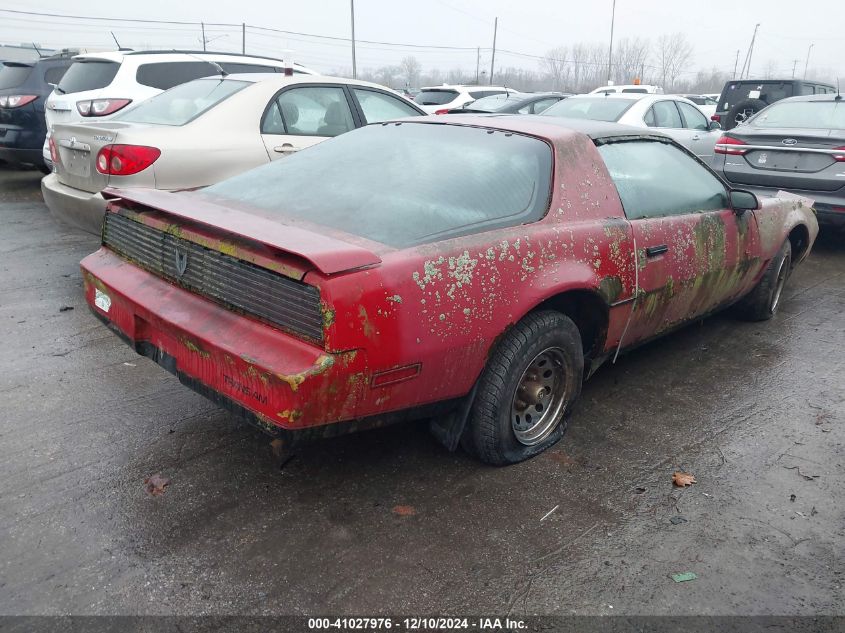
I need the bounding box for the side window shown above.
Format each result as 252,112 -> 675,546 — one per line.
799,85 -> 815,95
598,141 -> 728,220
44,66 -> 68,85
136,62 -> 217,90
529,97 -> 560,114
262,86 -> 354,137
648,100 -> 683,128
677,101 -> 708,130
219,63 -> 278,74
644,107 -> 656,127
352,88 -> 420,123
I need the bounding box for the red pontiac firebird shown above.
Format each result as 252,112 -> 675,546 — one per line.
81,116 -> 818,465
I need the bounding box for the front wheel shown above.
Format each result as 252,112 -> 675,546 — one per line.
734,239 -> 792,321
463,311 -> 584,465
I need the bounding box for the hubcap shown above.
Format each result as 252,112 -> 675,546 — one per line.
511,347 -> 568,446
770,257 -> 789,313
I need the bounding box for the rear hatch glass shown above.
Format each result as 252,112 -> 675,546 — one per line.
57,60 -> 120,94
718,82 -> 794,110
114,78 -> 249,126
203,122 -> 553,248
414,89 -> 459,106
0,63 -> 34,90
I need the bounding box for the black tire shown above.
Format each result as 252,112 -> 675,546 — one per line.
734,240 -> 792,321
724,98 -> 767,130
462,310 -> 584,465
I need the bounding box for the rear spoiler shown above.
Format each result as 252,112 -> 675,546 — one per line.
102,187 -> 382,276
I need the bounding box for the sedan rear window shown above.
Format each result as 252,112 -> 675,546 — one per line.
114,79 -> 249,126
0,63 -> 33,89
541,97 -> 635,122
203,123 -> 553,248
414,89 -> 458,106
751,101 -> 845,130
56,60 -> 120,94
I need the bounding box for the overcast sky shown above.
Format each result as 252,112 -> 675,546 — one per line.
2,0 -> 843,80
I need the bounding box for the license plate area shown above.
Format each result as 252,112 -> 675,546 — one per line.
746,149 -> 833,173
60,148 -> 92,177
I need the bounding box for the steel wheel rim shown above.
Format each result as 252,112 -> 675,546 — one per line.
510,347 -> 568,446
770,256 -> 789,313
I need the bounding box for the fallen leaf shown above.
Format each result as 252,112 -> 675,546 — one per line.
393,505 -> 416,517
59,306 -> 74,312
673,471 -> 697,487
671,571 -> 697,583
669,515 -> 688,525
143,473 -> 170,496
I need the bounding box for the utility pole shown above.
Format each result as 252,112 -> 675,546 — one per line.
739,24 -> 760,79
476,47 -> 480,84
201,22 -> 206,52
242,22 -> 245,54
791,59 -> 800,78
489,17 -> 498,85
350,0 -> 357,79
607,0 -> 617,84
804,43 -> 814,79
732,49 -> 739,78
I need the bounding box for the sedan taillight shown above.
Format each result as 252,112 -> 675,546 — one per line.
0,95 -> 38,108
434,108 -> 450,115
77,98 -> 132,117
95,144 -> 160,176
714,136 -> 749,155
833,146 -> 845,162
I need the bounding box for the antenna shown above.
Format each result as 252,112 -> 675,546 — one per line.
836,78 -> 842,101
110,31 -> 122,49
31,42 -> 44,57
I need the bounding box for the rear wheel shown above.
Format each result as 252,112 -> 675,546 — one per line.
734,239 -> 792,321
463,311 -> 583,465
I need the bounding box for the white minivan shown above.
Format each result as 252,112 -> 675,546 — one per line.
43,49 -> 315,166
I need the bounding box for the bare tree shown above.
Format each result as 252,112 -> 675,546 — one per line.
656,32 -> 693,90
399,56 -> 421,89
612,38 -> 651,85
542,46 -> 570,91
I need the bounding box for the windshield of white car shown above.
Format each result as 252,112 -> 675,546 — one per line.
414,89 -> 458,105
113,79 -> 249,126
751,100 -> 845,130
541,97 -> 635,122
202,122 -> 553,248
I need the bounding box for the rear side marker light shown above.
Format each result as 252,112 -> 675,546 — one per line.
95,144 -> 161,176
49,137 -> 60,164
77,98 -> 132,117
0,95 -> 37,108
715,136 -> 748,155
371,364 -> 422,388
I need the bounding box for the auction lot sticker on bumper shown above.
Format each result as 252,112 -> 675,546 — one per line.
94,288 -> 111,313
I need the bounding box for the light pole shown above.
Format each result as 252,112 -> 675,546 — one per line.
607,0 -> 617,84
350,0 -> 357,79
804,43 -> 814,79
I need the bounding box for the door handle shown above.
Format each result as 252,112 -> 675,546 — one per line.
273,143 -> 298,154
646,244 -> 669,257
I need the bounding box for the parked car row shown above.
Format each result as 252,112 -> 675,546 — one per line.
4,48 -> 837,466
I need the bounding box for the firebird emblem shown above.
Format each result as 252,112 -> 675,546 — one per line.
174,246 -> 188,278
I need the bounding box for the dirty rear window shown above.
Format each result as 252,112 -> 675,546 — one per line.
203,122 -> 553,248
114,78 -> 249,126
0,63 -> 33,90
751,100 -> 845,130
541,97 -> 635,122
414,89 -> 458,105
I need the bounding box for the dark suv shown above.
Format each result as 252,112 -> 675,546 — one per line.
0,51 -> 75,169
712,79 -> 836,130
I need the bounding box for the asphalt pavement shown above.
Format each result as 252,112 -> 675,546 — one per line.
1,167 -> 842,619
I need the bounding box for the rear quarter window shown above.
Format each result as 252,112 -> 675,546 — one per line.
57,60 -> 120,94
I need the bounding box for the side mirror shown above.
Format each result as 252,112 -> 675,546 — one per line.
708,120 -> 721,131
730,189 -> 759,212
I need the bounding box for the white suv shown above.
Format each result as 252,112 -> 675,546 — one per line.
414,84 -> 519,114
43,49 -> 315,166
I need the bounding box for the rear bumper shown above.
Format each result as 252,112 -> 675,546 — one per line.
0,146 -> 44,166
41,172 -> 107,235
81,248 -> 371,438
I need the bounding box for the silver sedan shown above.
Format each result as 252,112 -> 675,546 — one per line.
542,93 -> 722,162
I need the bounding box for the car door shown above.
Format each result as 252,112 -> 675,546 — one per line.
643,99 -> 697,151
349,87 -> 423,123
597,139 -> 761,347
260,84 -> 358,160
676,100 -> 719,161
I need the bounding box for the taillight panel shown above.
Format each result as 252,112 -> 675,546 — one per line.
0,95 -> 38,108
714,136 -> 749,155
95,145 -> 161,176
77,98 -> 132,117
834,146 -> 845,162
